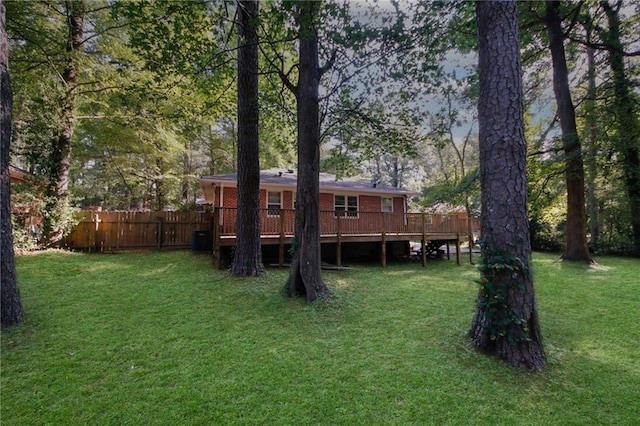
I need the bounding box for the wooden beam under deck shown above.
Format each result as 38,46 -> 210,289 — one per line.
215,232 -> 469,267
217,232 -> 467,246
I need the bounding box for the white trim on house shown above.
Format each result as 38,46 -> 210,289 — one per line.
267,190 -> 282,217
334,194 -> 358,218
381,197 -> 393,213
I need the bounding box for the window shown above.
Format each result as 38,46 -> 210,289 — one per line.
335,195 -> 358,217
381,197 -> 393,213
267,191 -> 282,216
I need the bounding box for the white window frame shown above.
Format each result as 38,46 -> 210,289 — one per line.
267,191 -> 282,217
381,197 -> 394,213
334,194 -> 358,218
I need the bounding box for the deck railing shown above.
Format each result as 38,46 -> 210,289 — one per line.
215,207 -> 480,238
64,208 -> 481,252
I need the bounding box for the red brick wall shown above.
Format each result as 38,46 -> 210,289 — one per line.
393,197 -> 405,214
283,191 -> 294,209
259,189 -> 266,207
319,192 -> 334,210
359,195 -> 380,212
214,184 -> 404,214
217,186 -> 238,208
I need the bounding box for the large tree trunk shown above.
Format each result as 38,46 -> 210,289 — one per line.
42,0 -> 85,245
602,1 -> 640,256
232,0 -> 263,276
545,1 -> 591,262
470,0 -> 545,371
286,0 -> 329,302
1,0 -> 24,327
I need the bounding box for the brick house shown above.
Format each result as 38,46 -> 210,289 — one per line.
200,169 -> 475,267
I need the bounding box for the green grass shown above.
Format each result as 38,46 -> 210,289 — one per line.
2,251 -> 639,425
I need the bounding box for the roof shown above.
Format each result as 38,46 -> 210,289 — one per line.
200,168 -> 420,197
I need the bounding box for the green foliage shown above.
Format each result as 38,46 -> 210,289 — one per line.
10,182 -> 46,252
475,249 -> 531,346
287,235 -> 297,256
529,214 -> 563,253
420,167 -> 479,210
9,180 -> 78,251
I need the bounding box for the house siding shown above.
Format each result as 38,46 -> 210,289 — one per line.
208,182 -> 412,236
360,195 -> 380,212
212,186 -> 406,215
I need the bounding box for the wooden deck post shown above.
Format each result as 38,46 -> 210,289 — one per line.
381,213 -> 387,267
336,211 -> 342,266
93,212 -> 100,253
279,212 -> 285,267
455,232 -> 461,266
421,213 -> 427,267
467,217 -> 474,264
212,208 -> 221,269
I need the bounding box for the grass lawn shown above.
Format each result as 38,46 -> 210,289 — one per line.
2,251 -> 639,425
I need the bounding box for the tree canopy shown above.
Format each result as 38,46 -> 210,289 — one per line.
4,0 -> 639,258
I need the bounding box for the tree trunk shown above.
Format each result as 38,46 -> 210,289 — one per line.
233,0 -> 263,276
42,0 -> 85,245
286,0 -> 329,302
602,1 -> 640,256
471,0 -> 545,371
1,0 -> 24,327
154,157 -> 165,211
545,1 -> 591,262
584,22 -> 600,250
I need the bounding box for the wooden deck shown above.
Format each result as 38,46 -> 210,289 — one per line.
212,208 -> 480,268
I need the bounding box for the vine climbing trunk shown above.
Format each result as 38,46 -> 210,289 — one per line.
470,0 -> 545,371
42,0 -> 85,246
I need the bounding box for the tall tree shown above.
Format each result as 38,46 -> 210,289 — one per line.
233,0 -> 263,276
41,0 -> 86,245
582,15 -> 601,250
1,0 -> 24,327
470,0 -> 545,370
544,1 -> 591,262
285,0 -> 330,302
601,0 -> 640,256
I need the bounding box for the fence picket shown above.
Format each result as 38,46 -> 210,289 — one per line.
64,211 -> 214,252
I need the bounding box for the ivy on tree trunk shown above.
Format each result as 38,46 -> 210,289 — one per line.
470,0 -> 545,371
42,0 -> 85,246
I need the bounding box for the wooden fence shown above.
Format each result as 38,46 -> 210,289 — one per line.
64,211 -> 213,252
